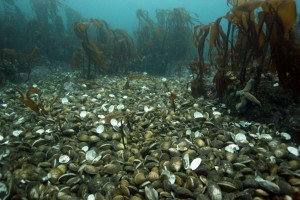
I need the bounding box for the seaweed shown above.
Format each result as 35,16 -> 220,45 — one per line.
20,45 -> 39,81
135,8 -> 196,74
16,87 -> 47,116
193,0 -> 300,103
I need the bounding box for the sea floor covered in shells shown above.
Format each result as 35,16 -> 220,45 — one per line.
0,68 -> 300,200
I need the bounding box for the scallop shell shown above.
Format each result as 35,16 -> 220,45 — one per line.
225,144 -> 240,154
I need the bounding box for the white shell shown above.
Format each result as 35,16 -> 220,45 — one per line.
101,103 -> 108,111
96,125 -> 105,134
12,130 -> 23,137
117,104 -> 125,110
280,132 -> 291,140
287,146 -> 299,156
36,129 -> 45,135
108,105 -> 114,113
183,154 -> 190,169
162,77 -> 167,82
86,150 -> 97,161
185,129 -> 192,135
239,121 -> 252,127
273,83 -> 279,87
61,97 -> 69,105
194,131 -> 202,138
110,118 -> 118,127
225,144 -> 240,153
260,134 -> 272,141
234,133 -> 247,143
81,146 -> 89,152
212,111 -> 221,117
109,94 -> 115,98
194,111 -> 204,119
80,111 -> 88,118
15,117 -> 25,125
1,103 -> 7,108
123,95 -> 128,99
0,135 -> 4,141
59,155 -> 70,163
96,94 -> 102,99
169,174 -> 176,184
190,158 -> 202,170
144,106 -> 153,112
87,194 -> 95,200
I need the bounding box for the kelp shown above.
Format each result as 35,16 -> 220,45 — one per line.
73,19 -> 135,76
70,48 -> 83,70
74,21 -> 108,77
16,87 -> 47,116
20,45 -> 40,81
193,0 -> 300,103
135,8 -> 196,74
188,58 -> 208,98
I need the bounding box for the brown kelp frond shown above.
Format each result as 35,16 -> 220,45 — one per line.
74,21 -> 90,42
82,42 -> 108,72
163,82 -> 177,100
90,18 -> 109,30
16,87 -> 47,116
70,48 -> 83,70
213,68 -> 238,100
198,0 -> 299,104
233,1 -> 264,12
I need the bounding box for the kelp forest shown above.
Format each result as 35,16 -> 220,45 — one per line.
1,0 -> 300,124
191,0 -> 300,122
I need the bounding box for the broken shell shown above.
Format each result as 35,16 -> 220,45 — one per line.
225,144 -> 240,153
194,111 -> 204,119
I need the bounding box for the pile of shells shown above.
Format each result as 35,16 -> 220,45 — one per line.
0,73 -> 299,200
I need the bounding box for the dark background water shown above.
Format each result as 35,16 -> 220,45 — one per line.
11,0 -> 231,35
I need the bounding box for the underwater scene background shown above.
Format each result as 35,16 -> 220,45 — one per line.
1,0 -> 300,199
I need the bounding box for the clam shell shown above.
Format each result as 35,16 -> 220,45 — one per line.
190,158 -> 202,170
